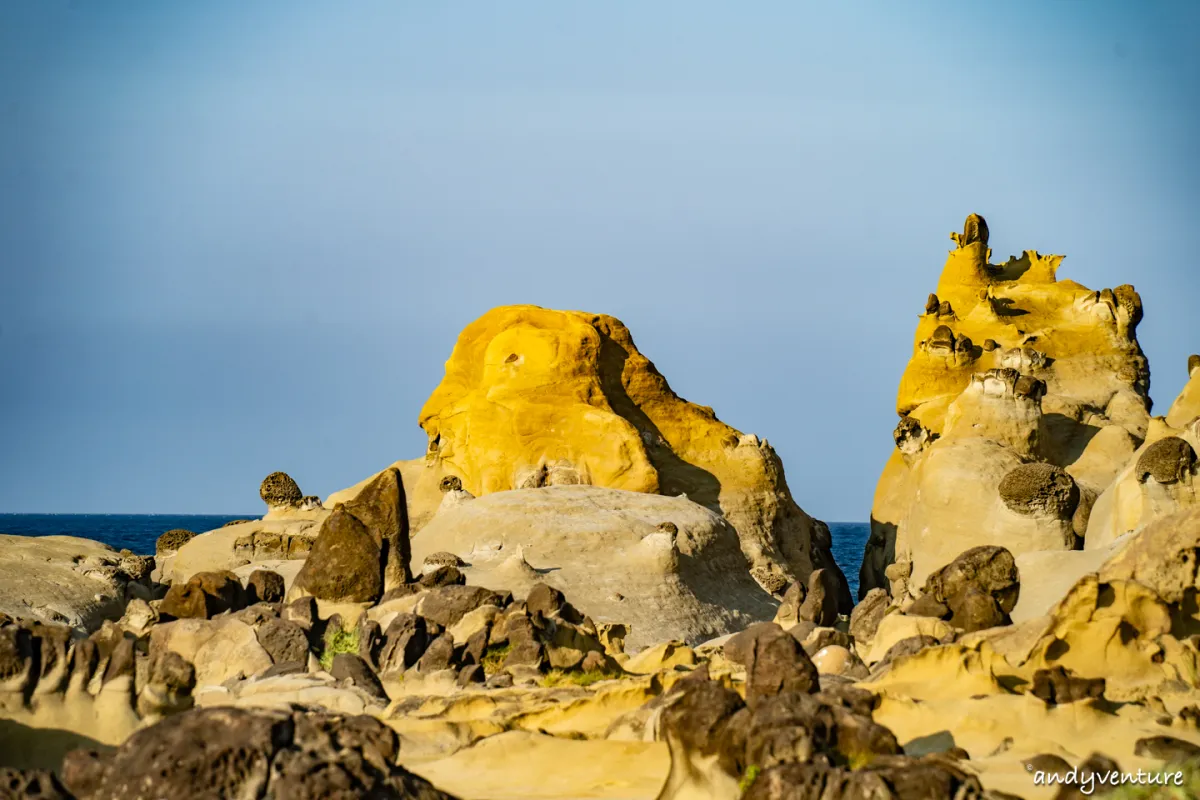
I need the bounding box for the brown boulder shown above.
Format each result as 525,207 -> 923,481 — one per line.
329,653 -> 388,704
419,586 -> 505,628
906,594 -> 950,619
255,618 -> 310,665
417,633 -> 456,674
744,626 -> 820,706
849,588 -> 890,643
246,570 -> 285,604
342,467 -> 412,590
723,622 -> 784,667
291,509 -> 383,604
797,568 -> 841,627
947,587 -> 1008,633
923,545 -> 1020,614
1030,666 -> 1105,705
60,706 -> 457,800
159,571 -> 246,620
1133,735 -> 1200,762
378,614 -> 430,674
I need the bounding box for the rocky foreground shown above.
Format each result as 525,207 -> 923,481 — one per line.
3,215 -> 1200,799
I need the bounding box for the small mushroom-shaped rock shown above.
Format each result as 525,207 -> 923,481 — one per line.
1136,437 -> 1197,485
925,294 -> 940,315
438,475 -> 463,493
259,471 -> 303,509
982,339 -> 998,352
998,463 -> 1079,519
423,551 -> 467,571
1014,375 -> 1046,400
156,529 -> 196,555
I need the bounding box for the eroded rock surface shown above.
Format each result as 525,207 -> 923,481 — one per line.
865,215 -> 1153,596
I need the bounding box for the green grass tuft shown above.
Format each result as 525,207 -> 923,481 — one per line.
319,624 -> 361,671
481,642 -> 513,675
738,765 -> 761,794
541,668 -> 620,688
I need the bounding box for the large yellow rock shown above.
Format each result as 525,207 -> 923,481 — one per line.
345,305 -> 846,603
863,215 -> 1153,597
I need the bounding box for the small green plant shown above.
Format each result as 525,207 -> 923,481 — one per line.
319,624 -> 361,671
480,642 -> 513,675
738,765 -> 761,794
540,667 -> 620,688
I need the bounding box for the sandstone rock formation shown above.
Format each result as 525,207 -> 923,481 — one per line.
331,305 -> 848,609
0,537 -> 153,632
1084,413 -> 1200,551
864,215 -> 1154,596
409,486 -> 778,650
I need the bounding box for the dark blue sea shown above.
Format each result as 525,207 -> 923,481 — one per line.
0,515 -> 871,598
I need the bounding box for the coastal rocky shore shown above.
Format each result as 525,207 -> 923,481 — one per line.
3,215 -> 1200,799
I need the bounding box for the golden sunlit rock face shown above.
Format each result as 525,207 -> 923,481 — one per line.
864,215 -> 1155,596
417,305 -> 846,601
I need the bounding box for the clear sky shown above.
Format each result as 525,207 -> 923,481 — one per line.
1,1 -> 1197,518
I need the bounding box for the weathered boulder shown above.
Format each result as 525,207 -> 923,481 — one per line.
58,707 -> 457,799
158,571 -> 245,620
922,546 -> 1020,614
341,467 -> 411,590
1029,665 -> 1106,705
260,471 -> 303,510
155,529 -> 195,555
849,588 -> 891,644
377,614 -> 430,675
291,508 -> 383,604
743,625 -> 820,705
796,568 -> 841,627
329,653 -> 388,704
417,586 -> 505,628
246,569 -> 285,604
255,618 -> 310,665
654,676 -> 975,800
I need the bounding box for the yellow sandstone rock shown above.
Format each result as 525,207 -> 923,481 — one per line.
344,305 -> 846,603
864,215 -> 1153,596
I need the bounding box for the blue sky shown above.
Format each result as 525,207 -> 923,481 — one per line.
1,1 -> 1197,518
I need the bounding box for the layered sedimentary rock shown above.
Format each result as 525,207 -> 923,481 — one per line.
408,485 -> 778,650
333,305 -> 848,608
863,215 -> 1153,595
0,536 -> 154,631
